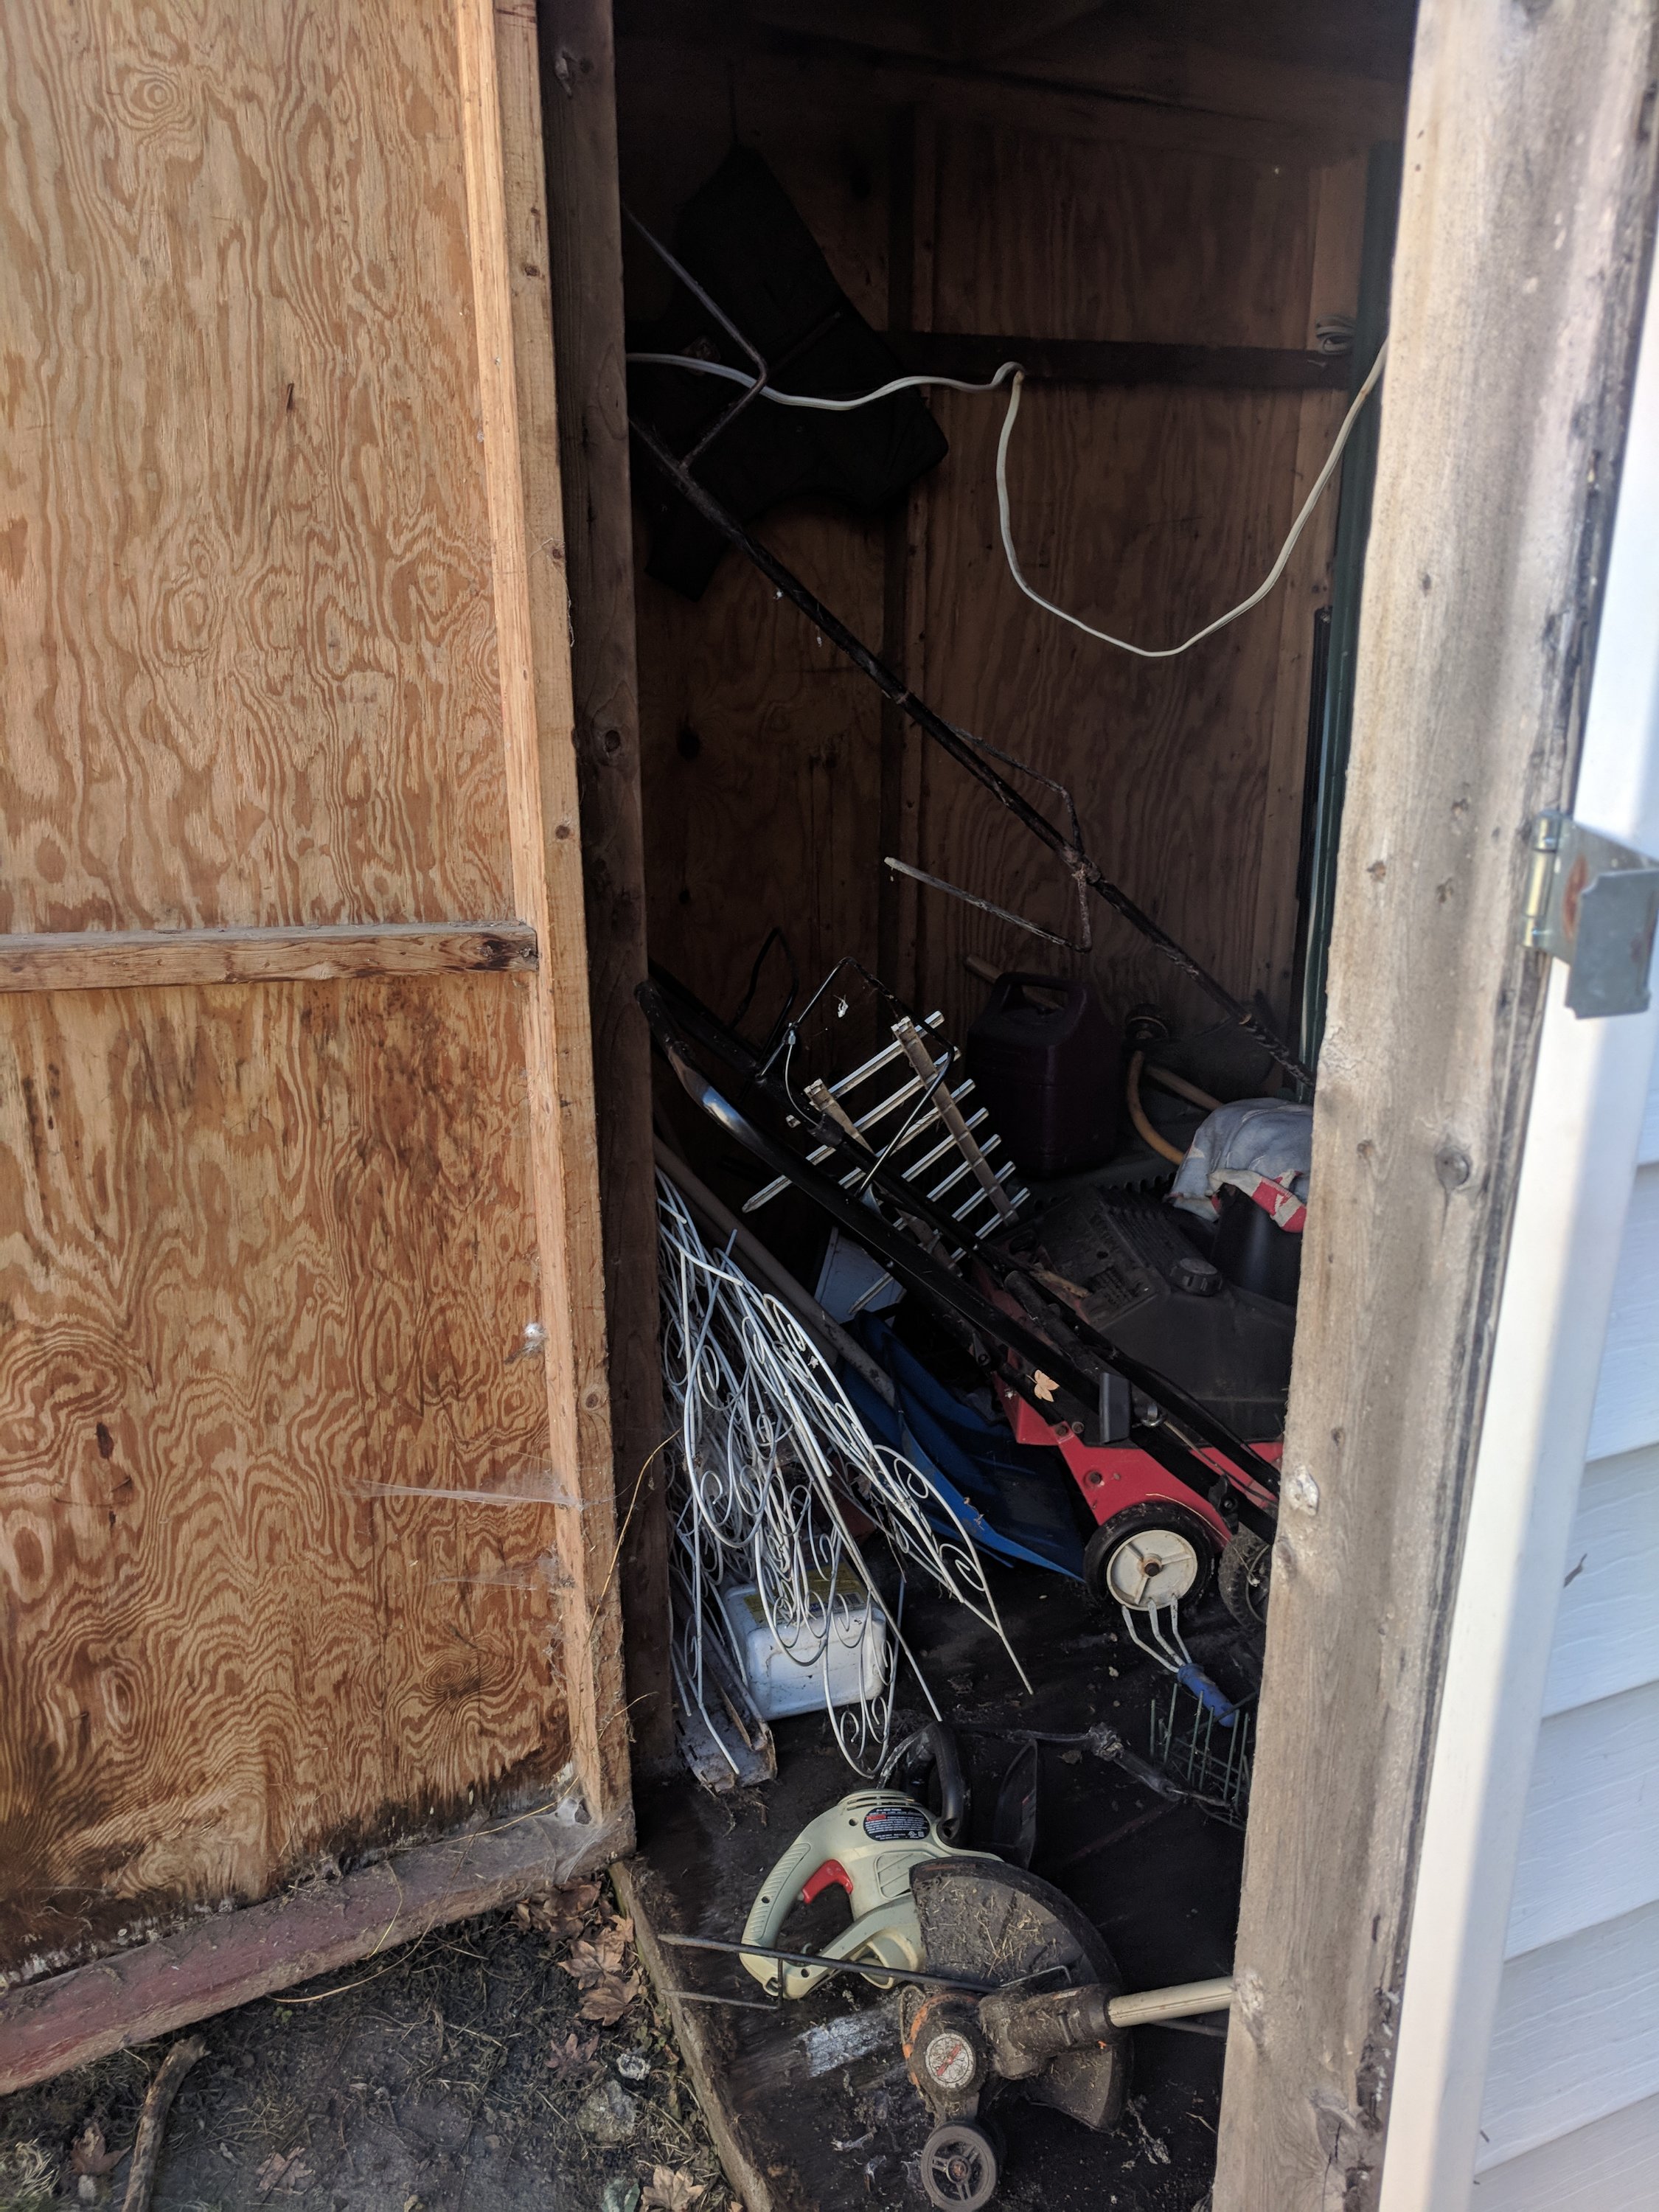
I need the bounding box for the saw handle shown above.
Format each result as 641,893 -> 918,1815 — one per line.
800,1859 -> 853,1905
880,1721 -> 969,1842
743,1812 -> 859,1953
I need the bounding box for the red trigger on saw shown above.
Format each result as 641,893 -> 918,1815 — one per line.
800,1859 -> 853,1905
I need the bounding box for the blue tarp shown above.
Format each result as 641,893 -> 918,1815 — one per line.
842,1317 -> 1086,1580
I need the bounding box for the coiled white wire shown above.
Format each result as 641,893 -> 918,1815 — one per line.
658,1175 -> 1027,1778
627,342 -> 1387,660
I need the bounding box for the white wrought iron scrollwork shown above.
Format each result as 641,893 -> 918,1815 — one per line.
658,1176 -> 1027,1778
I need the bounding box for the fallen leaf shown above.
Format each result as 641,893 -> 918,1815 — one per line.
641,2166 -> 706,2212
591,1924 -> 630,1973
534,1878 -> 602,1941
256,2147 -> 314,2197
579,1969 -> 641,2025
547,2031 -> 599,2077
562,1937 -> 608,1987
70,2126 -> 122,2179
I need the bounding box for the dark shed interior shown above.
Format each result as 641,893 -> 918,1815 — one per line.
616,0 -> 1413,1055
605,7 -> 1419,2208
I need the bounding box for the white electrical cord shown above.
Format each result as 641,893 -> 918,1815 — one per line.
627,352 -> 1020,411
994,341 -> 1388,658
627,341 -> 1388,660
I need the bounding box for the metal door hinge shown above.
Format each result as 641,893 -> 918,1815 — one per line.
1521,811 -> 1659,1018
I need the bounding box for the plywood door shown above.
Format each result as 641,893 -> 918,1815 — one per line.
0,0 -> 625,1978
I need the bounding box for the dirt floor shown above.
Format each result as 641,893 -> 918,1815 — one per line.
0,1584 -> 1243,2212
627,1565 -> 1247,2212
0,1879 -> 731,2212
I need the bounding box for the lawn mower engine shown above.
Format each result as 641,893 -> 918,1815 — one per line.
993,1188 -> 1296,1627
900,1859 -> 1131,2210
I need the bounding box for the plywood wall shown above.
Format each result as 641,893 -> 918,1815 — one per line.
0,0 -> 619,1975
619,24 -> 1368,1051
622,44 -> 892,1022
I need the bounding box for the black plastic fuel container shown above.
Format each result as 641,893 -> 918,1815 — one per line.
965,973 -> 1122,1178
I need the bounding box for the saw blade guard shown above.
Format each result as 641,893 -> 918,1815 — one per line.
910,1857 -> 1131,2132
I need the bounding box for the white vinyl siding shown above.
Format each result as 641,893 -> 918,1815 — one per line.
1471,1056 -> 1659,2203
1542,1443 -> 1659,1717
1469,2089 -> 1659,2210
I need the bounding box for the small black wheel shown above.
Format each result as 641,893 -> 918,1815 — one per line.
1219,1526 -> 1273,1631
921,2121 -> 1000,2211
1083,1499 -> 1218,1612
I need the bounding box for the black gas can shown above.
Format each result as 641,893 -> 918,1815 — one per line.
966,974 -> 1122,1178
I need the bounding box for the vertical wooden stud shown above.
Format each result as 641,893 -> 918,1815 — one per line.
538,0 -> 674,1771
1249,154 -> 1368,1032
877,105 -> 936,1007
456,0 -> 630,1823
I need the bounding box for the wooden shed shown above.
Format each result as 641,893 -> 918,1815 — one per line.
2,4 -> 1658,2208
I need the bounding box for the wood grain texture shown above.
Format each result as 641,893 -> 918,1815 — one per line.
538,0 -> 672,1772
1214,6 -> 1659,2207
622,69 -> 1352,1055
0,922 -> 538,993
617,6 -> 1402,167
0,1796 -> 625,2093
0,977 -> 568,1978
456,0 -> 628,1820
912,115 -> 1323,1046
1477,1901 -> 1659,2173
0,0 -> 627,1990
0,0 -> 509,934
1250,156 -> 1367,1025
876,104 -> 932,1009
624,50 -> 891,1024
1469,2087 -> 1659,2211
1543,1444 -> 1659,1719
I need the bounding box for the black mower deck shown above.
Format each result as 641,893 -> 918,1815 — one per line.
617,1568 -> 1254,2212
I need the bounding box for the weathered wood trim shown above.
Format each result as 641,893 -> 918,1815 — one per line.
538,0 -> 674,1774
613,1857 -> 777,2212
457,0 -> 629,1821
891,332 -> 1352,390
0,1802 -> 627,2096
0,921 -> 537,992
1214,4 -> 1659,2208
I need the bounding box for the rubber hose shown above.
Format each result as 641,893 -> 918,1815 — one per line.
1141,1062 -> 1222,1113
1127,1049 -> 1189,1166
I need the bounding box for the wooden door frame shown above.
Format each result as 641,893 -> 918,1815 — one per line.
1214,4 -> 1659,2207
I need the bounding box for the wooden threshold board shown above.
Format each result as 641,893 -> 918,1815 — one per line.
0,1801 -> 627,2094
0,920 -> 538,992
